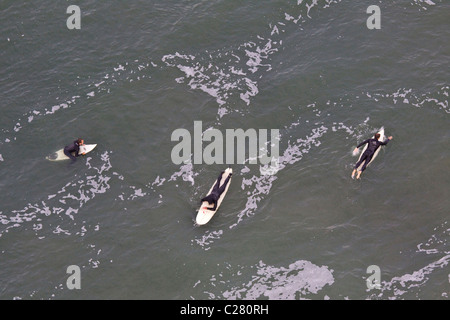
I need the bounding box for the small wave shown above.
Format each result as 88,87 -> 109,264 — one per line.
367,222 -> 449,299
369,254 -> 450,299
364,86 -> 449,113
0,151 -> 113,239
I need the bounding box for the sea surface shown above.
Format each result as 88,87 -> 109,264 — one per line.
0,0 -> 449,300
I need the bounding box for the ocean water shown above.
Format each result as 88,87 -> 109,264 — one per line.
0,0 -> 449,300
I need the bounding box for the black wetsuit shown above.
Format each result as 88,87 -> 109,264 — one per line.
354,138 -> 389,172
64,140 -> 81,162
201,172 -> 232,211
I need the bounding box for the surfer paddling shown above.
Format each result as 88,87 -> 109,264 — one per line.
352,134 -> 392,179
201,171 -> 232,211
64,138 -> 85,162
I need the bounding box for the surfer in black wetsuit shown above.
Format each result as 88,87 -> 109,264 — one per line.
352,133 -> 393,179
64,138 -> 85,162
201,171 -> 232,211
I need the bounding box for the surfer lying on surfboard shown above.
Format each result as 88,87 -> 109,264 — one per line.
64,138 -> 85,162
201,171 -> 233,211
351,133 -> 392,179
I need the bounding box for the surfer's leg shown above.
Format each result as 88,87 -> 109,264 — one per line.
356,155 -> 373,179
213,176 -> 222,191
217,174 -> 231,195
211,171 -> 225,192
353,155 -> 365,178
354,154 -> 367,170
354,152 -> 369,179
360,154 -> 373,172
64,149 -> 77,162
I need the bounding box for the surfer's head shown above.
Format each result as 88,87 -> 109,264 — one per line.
77,138 -> 84,145
374,133 -> 380,140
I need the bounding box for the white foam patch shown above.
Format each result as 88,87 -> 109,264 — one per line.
168,161 -> 197,186
197,259 -> 334,299
191,230 -> 224,251
163,51 -> 259,108
239,78 -> 259,105
412,0 -> 436,10
162,34 -> 280,113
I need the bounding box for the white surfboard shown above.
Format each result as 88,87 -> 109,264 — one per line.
196,168 -> 232,226
356,127 -> 385,171
46,144 -> 97,161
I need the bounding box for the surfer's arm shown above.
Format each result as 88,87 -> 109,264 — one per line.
73,144 -> 81,157
356,139 -> 370,149
380,136 -> 393,146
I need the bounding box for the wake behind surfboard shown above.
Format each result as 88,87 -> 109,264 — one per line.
196,168 -> 232,226
46,144 -> 97,161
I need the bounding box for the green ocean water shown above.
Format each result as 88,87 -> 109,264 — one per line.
0,0 -> 449,300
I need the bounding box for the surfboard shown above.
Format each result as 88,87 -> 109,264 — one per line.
356,127 -> 385,171
196,168 -> 232,226
46,144 -> 97,161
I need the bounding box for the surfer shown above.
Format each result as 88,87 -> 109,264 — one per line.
64,138 -> 85,162
351,134 -> 393,179
201,171 -> 233,211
